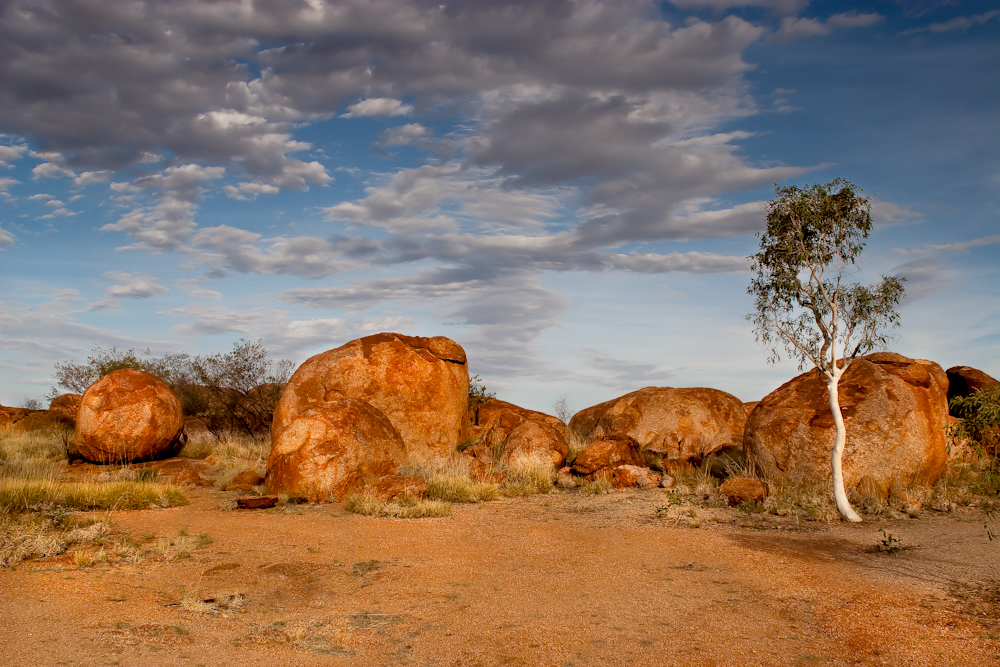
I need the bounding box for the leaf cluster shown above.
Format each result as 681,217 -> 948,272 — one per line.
748,179 -> 905,375
950,385 -> 1000,457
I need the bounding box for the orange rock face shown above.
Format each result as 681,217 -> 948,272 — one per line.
570,435 -> 645,476
266,399 -> 408,502
466,399 -> 570,468
569,387 -> 747,467
744,353 -> 950,489
273,333 -> 469,460
74,369 -> 185,463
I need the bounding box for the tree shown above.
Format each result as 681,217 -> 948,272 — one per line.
748,179 -> 906,522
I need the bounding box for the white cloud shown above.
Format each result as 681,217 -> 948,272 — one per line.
186,225 -> 356,277
73,171 -> 114,187
0,226 -> 14,248
105,272 -> 170,299
669,0 -> 808,13
380,123 -> 431,146
775,12 -> 884,42
871,199 -> 923,227
903,10 -> 1000,35
0,144 -> 27,166
341,98 -> 414,118
32,161 -> 75,180
0,178 -> 21,192
895,234 -> 1000,257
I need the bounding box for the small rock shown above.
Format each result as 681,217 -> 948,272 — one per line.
173,468 -> 204,487
237,495 -> 278,510
227,483 -> 256,494
610,465 -> 661,489
718,477 -> 769,507
231,470 -> 265,486
660,475 -> 675,489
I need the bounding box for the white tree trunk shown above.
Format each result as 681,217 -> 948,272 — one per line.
827,375 -> 862,522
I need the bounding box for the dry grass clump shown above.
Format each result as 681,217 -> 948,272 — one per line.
565,433 -> 587,467
0,478 -> 187,513
761,479 -> 840,522
500,452 -> 555,496
577,477 -> 613,495
405,457 -> 500,503
344,494 -> 451,518
181,430 -> 270,490
0,508 -> 112,569
0,429 -> 67,479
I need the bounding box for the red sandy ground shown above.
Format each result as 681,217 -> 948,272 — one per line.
2,488 -> 998,666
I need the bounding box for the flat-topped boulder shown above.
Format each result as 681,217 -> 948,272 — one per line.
73,369 -> 186,463
273,333 -> 469,460
745,352 -> 950,490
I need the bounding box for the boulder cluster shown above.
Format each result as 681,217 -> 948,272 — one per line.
6,331 -> 996,509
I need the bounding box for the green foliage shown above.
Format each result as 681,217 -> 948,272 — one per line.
748,179 -> 906,375
873,529 -> 902,554
468,374 -> 496,410
950,385 -> 1000,456
48,339 -> 294,438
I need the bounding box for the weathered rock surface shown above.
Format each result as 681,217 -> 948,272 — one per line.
610,465 -> 662,489
273,333 -> 469,460
569,387 -> 747,467
266,399 -> 407,502
718,477 -> 769,506
74,369 -> 185,463
570,435 -> 645,476
465,399 -> 569,468
745,352 -> 950,489
363,475 -> 428,501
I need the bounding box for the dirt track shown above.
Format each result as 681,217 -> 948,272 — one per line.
2,489 -> 999,666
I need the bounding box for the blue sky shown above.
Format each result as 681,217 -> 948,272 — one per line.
1,0 -> 998,415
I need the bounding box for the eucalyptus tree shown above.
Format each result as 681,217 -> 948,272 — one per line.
748,179 -> 905,522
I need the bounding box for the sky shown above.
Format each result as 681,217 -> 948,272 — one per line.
1,0 -> 998,415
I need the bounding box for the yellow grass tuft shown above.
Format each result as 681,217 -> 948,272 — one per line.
344,494 -> 452,518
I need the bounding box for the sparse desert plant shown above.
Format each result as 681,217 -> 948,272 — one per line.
501,452 -> 555,496
566,433 -> 587,467
761,479 -> 839,522
344,494 -> 452,518
0,479 -> 188,514
578,476 -> 612,495
406,456 -> 500,503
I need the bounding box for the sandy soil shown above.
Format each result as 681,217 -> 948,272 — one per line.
2,487 -> 999,667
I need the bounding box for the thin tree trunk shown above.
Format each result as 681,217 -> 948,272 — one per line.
827,375 -> 862,522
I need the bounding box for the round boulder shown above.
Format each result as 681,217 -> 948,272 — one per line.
74,369 -> 185,463
745,353 -> 950,490
266,399 -> 408,502
273,333 -> 469,460
48,393 -> 82,423
466,399 -> 570,468
946,366 -> 998,405
569,387 -> 747,467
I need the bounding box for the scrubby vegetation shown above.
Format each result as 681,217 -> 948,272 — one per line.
48,339 -> 293,439
344,494 -> 452,518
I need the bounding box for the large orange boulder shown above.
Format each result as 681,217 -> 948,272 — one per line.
266,399 -> 408,501
466,399 -> 569,467
569,387 -> 747,467
744,353 -> 950,489
273,333 -> 469,460
74,369 -> 185,463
